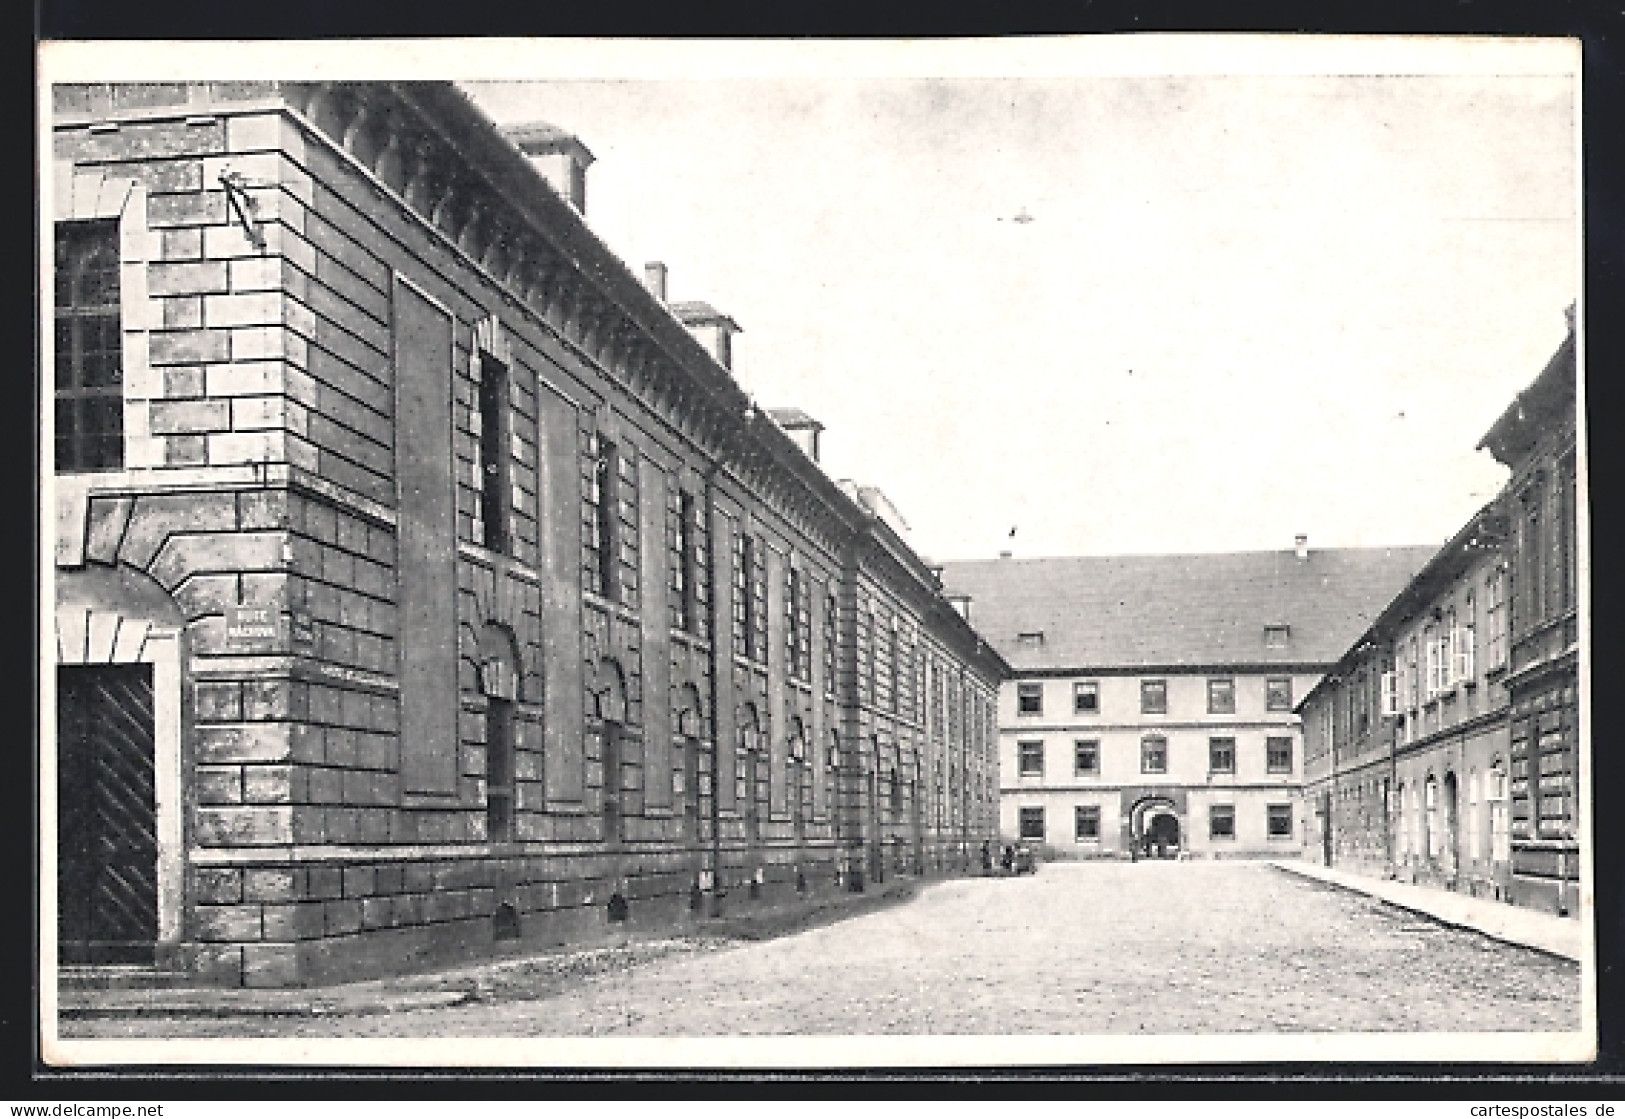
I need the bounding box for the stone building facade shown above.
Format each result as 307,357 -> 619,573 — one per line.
1299,317 -> 1580,916
940,546 -> 1431,860
48,80 -> 1006,987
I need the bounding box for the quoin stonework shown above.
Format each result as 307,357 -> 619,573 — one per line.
50,81 -> 1008,988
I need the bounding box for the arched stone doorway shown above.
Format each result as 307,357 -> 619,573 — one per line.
1130,796 -> 1182,859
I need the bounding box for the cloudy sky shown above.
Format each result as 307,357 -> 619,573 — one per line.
460,39 -> 1577,564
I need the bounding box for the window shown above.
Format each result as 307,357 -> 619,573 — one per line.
671,490 -> 707,636
1140,679 -> 1167,714
55,221 -> 124,472
1072,680 -> 1099,715
1266,677 -> 1293,712
1017,631 -> 1045,649
1140,736 -> 1167,774
1264,625 -> 1290,648
823,592 -> 838,698
1558,452 -> 1577,615
1018,806 -> 1045,841
1207,677 -> 1235,715
1073,739 -> 1099,776
1486,568 -> 1508,670
476,353 -> 512,553
1423,624 -> 1442,697
1521,484 -> 1545,633
1451,624 -> 1476,685
1074,805 -> 1100,842
1266,736 -> 1294,774
732,532 -> 765,661
1017,740 -> 1044,778
1267,803 -> 1293,838
1208,737 -> 1235,774
1209,804 -> 1236,840
1016,682 -> 1043,716
787,567 -> 812,681
584,434 -> 618,601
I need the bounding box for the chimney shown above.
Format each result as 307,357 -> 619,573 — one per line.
1294,533 -> 1309,561
1565,301 -> 1577,333
765,408 -> 824,463
672,301 -> 742,372
644,261 -> 668,304
501,122 -> 594,214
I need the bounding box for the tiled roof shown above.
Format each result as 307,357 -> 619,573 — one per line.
939,546 -> 1438,671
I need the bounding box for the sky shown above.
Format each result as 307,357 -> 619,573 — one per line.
460,43 -> 1578,565
41,39 -> 1580,564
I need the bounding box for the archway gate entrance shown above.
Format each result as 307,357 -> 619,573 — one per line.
1124,791 -> 1186,860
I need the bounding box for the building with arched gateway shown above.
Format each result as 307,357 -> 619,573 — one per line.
48,80 -> 1006,987
940,543 -> 1432,860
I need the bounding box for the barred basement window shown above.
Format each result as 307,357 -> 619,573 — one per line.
1209,804 -> 1235,840
55,221 -> 123,473
1018,806 -> 1045,841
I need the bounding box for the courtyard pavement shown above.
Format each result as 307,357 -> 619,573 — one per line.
59,860 -> 1582,1038
1270,859 -> 1587,962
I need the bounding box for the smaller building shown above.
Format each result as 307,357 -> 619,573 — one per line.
1300,504 -> 1514,895
941,542 -> 1433,860
1299,313 -> 1580,916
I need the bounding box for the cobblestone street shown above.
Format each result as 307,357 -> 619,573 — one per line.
69,862 -> 1580,1038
